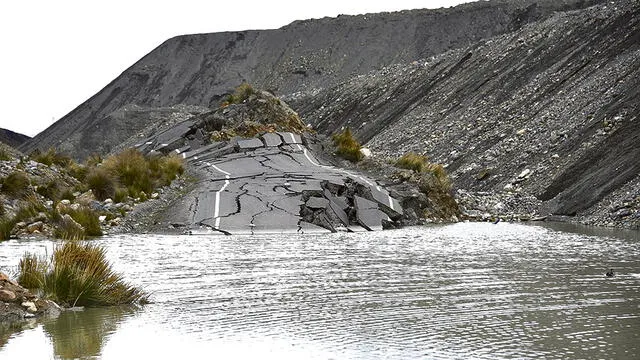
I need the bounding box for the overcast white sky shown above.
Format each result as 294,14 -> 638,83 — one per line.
0,0 -> 473,137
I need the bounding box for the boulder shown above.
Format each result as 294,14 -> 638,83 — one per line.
0,289 -> 16,302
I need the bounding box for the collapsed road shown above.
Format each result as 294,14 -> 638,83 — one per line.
136,126 -> 404,235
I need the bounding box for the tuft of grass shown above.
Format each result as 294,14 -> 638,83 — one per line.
395,152 -> 430,173
85,154 -> 103,168
37,180 -> 65,202
1,171 -> 31,199
14,195 -> 47,222
51,211 -> 86,240
103,148 -> 153,198
18,241 -> 148,306
66,161 -> 88,182
221,83 -> 254,107
149,154 -> 184,187
0,216 -> 17,241
86,167 -> 116,201
30,148 -> 72,168
113,188 -> 129,204
0,148 -> 12,161
18,253 -> 47,289
332,128 -> 363,163
64,206 -> 102,237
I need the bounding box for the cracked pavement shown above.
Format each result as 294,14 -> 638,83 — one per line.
137,124 -> 403,234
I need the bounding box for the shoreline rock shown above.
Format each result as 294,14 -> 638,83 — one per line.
0,272 -> 61,326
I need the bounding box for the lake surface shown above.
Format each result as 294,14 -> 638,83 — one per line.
1,222 -> 639,359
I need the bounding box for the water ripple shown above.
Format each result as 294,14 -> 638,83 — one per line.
0,222 -> 639,359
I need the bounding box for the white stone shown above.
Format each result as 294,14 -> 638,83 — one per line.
60,199 -> 71,205
21,301 -> 37,313
518,169 -> 532,178
98,215 -> 107,223
104,198 -> 113,204
359,148 -> 372,158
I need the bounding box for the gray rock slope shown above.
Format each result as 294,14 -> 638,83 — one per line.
0,128 -> 30,149
294,0 -> 640,227
19,0 -> 604,159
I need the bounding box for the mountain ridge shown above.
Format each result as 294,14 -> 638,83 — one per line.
19,0 -> 605,159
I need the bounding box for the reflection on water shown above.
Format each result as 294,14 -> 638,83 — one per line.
42,307 -> 137,359
0,222 -> 639,359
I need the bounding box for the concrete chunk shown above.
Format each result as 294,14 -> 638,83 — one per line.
354,196 -> 385,231
328,200 -> 349,226
369,186 -> 404,217
237,138 -> 265,150
306,197 -> 330,209
262,132 -> 283,147
278,132 -> 302,144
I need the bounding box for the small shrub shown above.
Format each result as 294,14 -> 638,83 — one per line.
64,206 -> 102,237
85,154 -> 103,167
37,180 -> 63,202
221,83 -> 254,107
332,128 -> 363,163
1,171 -> 31,199
103,149 -> 153,196
30,148 -> 71,167
18,253 -> 47,289
395,152 -> 429,173
14,196 -> 46,222
66,161 -> 88,182
0,216 -> 17,241
113,188 -> 129,204
18,242 -> 148,306
86,168 -> 116,201
60,188 -> 76,201
149,154 -> 184,187
0,149 -> 12,161
53,213 -> 86,240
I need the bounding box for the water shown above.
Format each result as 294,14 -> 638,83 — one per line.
1,222 -> 639,359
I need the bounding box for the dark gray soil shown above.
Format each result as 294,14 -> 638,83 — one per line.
0,129 -> 30,149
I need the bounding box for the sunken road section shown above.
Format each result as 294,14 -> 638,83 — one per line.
136,126 -> 403,235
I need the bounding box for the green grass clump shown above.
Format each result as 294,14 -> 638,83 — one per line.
148,154 -> 184,187
53,214 -> 85,240
0,216 -> 17,241
113,188 -> 129,203
37,179 -> 68,202
86,168 -> 115,201
395,152 -> 430,173
0,149 -> 12,161
18,253 -> 47,289
103,149 -> 153,198
1,171 -> 31,199
64,206 -> 103,237
221,83 -> 254,107
332,128 -> 363,163
30,148 -> 72,168
18,241 -> 148,306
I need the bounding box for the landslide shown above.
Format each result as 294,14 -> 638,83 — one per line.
293,0 -> 640,228
19,0 -> 604,160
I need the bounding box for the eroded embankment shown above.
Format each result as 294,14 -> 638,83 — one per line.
292,0 -> 640,228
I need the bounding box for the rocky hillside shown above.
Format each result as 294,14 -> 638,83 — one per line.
0,128 -> 30,149
19,0 -> 604,159
293,0 -> 640,228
